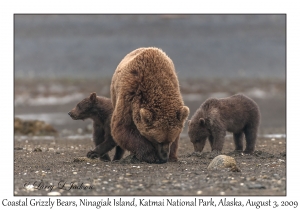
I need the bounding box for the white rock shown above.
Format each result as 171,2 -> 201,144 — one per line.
47,192 -> 61,196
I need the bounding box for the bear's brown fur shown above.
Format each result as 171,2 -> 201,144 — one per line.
188,94 -> 260,154
110,47 -> 189,163
68,92 -> 124,161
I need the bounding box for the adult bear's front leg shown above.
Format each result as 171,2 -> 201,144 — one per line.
111,121 -> 161,163
168,135 -> 179,162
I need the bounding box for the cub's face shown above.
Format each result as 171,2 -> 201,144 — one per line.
134,106 -> 189,163
68,93 -> 97,120
188,118 -> 210,152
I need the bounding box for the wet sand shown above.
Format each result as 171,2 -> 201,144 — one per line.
14,135 -> 286,196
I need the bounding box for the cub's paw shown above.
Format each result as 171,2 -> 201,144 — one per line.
86,150 -> 99,159
243,149 -> 254,155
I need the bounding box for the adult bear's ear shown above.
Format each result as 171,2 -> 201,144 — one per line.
177,106 -> 190,122
90,92 -> 97,103
140,108 -> 153,125
199,118 -> 205,126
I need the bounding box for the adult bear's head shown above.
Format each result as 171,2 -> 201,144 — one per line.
134,106 -> 189,163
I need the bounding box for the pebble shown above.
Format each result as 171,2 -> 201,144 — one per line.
33,148 -> 42,152
262,175 -> 269,179
197,190 -> 202,195
47,192 -> 61,196
273,174 -> 280,179
25,185 -> 34,191
207,155 -> 239,171
247,183 -> 266,189
249,176 -> 256,181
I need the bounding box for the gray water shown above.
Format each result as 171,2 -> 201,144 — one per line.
14,14 -> 286,79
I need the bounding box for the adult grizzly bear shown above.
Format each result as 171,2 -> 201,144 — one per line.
188,94 -> 260,154
110,47 -> 189,163
68,92 -> 124,161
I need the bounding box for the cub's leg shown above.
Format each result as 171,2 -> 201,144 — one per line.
233,132 -> 244,151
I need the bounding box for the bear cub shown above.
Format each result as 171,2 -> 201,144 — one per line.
188,94 -> 260,154
68,92 -> 124,161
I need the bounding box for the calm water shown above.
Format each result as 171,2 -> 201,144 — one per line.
14,14 -> 286,79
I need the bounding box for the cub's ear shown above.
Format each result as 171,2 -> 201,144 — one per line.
90,92 -> 97,103
177,106 -> 190,122
140,108 -> 153,124
199,118 -> 205,126
187,120 -> 191,126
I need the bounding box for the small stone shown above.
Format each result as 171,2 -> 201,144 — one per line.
262,175 -> 269,179
220,191 -> 225,195
25,185 -> 34,191
73,172 -> 77,174
197,190 -> 202,195
33,148 -> 42,152
47,192 -> 61,196
247,183 -> 266,189
207,155 -> 240,171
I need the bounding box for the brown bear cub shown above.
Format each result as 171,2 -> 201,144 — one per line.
68,92 -> 124,161
110,47 -> 190,163
188,94 -> 260,155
